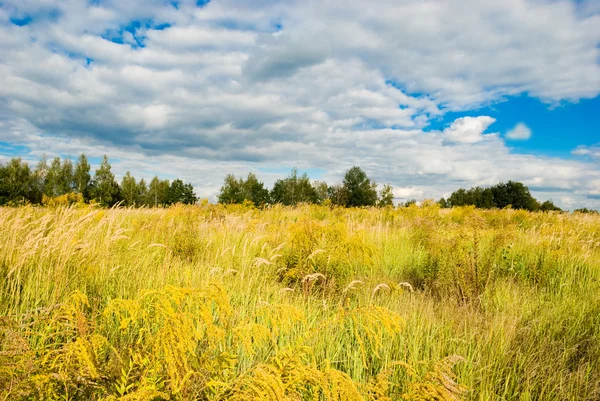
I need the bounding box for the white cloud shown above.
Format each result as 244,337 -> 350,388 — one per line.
0,0 -> 599,209
561,196 -> 577,208
146,26 -> 257,50
264,0 -> 600,109
572,144 -> 600,158
506,123 -> 532,140
393,187 -> 424,200
443,116 -> 497,144
118,104 -> 172,130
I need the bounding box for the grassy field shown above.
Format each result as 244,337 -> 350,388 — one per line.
0,204 -> 599,400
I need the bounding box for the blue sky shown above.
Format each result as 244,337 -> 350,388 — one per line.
430,96 -> 600,158
0,0 -> 599,208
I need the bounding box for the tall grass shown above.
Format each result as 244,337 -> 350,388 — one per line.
0,203 -> 599,400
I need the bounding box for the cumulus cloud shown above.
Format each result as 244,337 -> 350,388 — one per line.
273,0 -> 600,109
443,116 -> 497,144
393,187 -> 424,201
506,123 -> 532,140
572,144 -> 600,158
0,0 -> 599,209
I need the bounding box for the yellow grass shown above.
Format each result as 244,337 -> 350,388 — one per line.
1,203 -> 599,400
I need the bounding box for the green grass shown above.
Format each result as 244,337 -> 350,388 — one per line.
1,203 -> 599,400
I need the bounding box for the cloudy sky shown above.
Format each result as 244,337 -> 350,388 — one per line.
1,0 -> 599,208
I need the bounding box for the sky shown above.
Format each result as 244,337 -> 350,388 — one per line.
0,0 -> 599,208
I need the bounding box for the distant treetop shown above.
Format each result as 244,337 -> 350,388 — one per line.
0,154 -> 197,207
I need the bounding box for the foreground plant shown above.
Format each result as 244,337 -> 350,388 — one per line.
1,284 -> 466,400
0,204 -> 599,400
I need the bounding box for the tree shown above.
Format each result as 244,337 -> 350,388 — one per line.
181,183 -> 197,204
0,163 -> 8,205
342,166 -> 378,207
58,158 -> 74,195
44,157 -> 62,197
447,186 -> 492,208
270,168 -> 318,206
480,188 -> 494,209
438,198 -> 449,208
121,171 -> 137,206
74,154 -> 91,200
218,174 -> 244,204
574,207 -> 599,215
218,173 -> 269,205
446,181 -> 541,211
377,184 -> 394,207
92,155 -> 119,206
313,181 -> 329,205
540,200 -> 562,212
447,188 -> 467,207
0,158 -> 33,205
168,179 -> 197,205
29,157 -> 48,204
40,156 -> 75,198
491,181 -> 539,211
147,176 -> 170,206
328,184 -> 348,207
137,179 -> 148,206
242,173 -> 270,206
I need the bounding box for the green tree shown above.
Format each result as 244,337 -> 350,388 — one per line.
447,181 -> 541,211
0,158 -> 33,205
137,179 -> 148,206
168,179 -> 197,205
58,158 -> 74,195
74,154 -> 92,200
313,181 -> 329,205
480,188 -> 494,209
0,163 -> 7,204
270,168 -> 318,206
218,174 -> 244,204
447,188 -> 467,207
342,166 -> 378,207
121,171 -> 138,206
328,184 -> 349,207
491,181 -> 539,211
43,156 -> 75,197
540,200 -> 562,212
147,176 -> 170,206
44,157 -> 62,197
182,183 -> 197,204
218,173 -> 269,205
29,156 -> 49,204
242,173 -> 270,206
447,187 -> 490,208
377,184 -> 394,207
92,155 -> 119,206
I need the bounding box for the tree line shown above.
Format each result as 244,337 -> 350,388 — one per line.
217,166 -> 394,207
0,155 -> 197,207
219,168 -> 598,213
439,181 -> 568,212
1,155 -> 598,213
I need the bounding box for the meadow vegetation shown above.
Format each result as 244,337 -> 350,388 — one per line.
1,203 -> 599,400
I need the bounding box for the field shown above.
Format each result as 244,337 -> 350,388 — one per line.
1,204 -> 599,400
